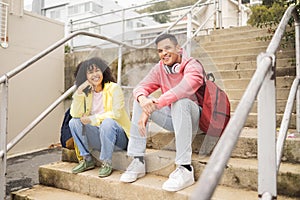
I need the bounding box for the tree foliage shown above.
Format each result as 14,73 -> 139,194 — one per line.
148,1 -> 171,23
248,0 -> 299,46
137,0 -> 198,23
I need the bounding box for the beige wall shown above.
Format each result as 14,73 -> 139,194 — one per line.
0,10 -> 65,156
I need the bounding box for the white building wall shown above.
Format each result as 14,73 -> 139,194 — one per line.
0,9 -> 65,156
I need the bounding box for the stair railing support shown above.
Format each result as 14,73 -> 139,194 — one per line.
0,77 -> 8,200
257,53 -> 277,200
186,11 -> 192,57
117,45 -> 123,85
294,12 -> 300,132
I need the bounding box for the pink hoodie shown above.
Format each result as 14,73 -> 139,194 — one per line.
133,50 -> 205,109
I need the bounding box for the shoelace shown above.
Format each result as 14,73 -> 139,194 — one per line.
127,159 -> 140,171
170,166 -> 185,178
101,162 -> 111,168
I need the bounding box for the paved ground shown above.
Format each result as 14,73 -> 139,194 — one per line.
6,147 -> 62,200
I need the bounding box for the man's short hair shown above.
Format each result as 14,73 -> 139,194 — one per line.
155,33 -> 178,46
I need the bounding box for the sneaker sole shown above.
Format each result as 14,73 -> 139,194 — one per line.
98,170 -> 113,178
72,165 -> 95,174
120,172 -> 146,183
162,180 -> 195,192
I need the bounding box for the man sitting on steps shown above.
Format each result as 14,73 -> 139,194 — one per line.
120,33 -> 205,192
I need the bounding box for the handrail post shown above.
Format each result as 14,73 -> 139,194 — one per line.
69,20 -> 74,52
186,11 -> 192,57
217,0 -> 222,29
117,45 -> 123,85
0,78 -> 8,200
294,13 -> 300,132
257,53 -> 277,199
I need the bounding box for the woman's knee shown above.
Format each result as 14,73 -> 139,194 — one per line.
69,118 -> 81,129
101,118 -> 114,126
100,118 -> 116,132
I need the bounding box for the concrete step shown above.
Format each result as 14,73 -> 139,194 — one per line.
244,113 -> 298,129
200,46 -> 268,56
11,185 -> 108,200
209,26 -> 270,36
144,126 -> 300,163
199,40 -> 270,52
38,148 -> 300,198
60,126 -> 300,167
202,58 -> 295,71
230,99 -> 296,113
198,28 -> 271,43
214,67 -> 296,79
216,76 -> 294,90
224,88 -> 293,101
11,173 -> 299,200
198,51 -> 294,65
198,48 -> 295,59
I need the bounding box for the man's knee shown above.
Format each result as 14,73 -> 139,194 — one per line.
172,98 -> 193,108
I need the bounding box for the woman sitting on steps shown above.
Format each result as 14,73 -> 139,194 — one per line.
69,57 -> 131,177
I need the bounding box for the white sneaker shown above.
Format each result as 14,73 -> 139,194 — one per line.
120,158 -> 146,183
162,165 -> 195,192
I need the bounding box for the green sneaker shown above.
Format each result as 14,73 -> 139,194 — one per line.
72,160 -> 95,174
98,162 -> 113,178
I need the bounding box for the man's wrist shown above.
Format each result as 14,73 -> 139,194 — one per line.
137,95 -> 145,102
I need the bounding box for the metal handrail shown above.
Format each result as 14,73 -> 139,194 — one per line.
0,31 -> 140,200
0,31 -> 138,84
0,86 -> 76,159
69,0 -> 217,50
0,2 -> 9,48
191,4 -> 299,200
0,30 -> 144,158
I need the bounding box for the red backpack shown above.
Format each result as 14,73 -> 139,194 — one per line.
184,59 -> 230,137
194,60 -> 231,137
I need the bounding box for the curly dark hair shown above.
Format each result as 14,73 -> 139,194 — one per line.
74,57 -> 116,94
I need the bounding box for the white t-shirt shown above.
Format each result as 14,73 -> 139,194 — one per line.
91,91 -> 104,115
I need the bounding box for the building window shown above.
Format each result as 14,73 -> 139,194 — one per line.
92,2 -> 102,13
68,4 -> 79,15
85,2 -> 91,12
50,10 -> 60,19
45,7 -> 65,21
68,1 -> 102,16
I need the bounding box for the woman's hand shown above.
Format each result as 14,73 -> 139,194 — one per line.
138,112 -> 149,137
80,116 -> 91,125
77,80 -> 92,94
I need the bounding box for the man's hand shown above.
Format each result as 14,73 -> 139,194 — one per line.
138,95 -> 157,115
138,112 -> 149,137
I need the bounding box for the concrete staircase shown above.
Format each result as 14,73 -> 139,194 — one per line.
11,26 -> 300,199
192,25 -> 296,128
11,127 -> 300,200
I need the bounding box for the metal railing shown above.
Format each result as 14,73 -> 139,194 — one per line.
68,0 -> 220,51
0,2 -> 9,48
191,4 -> 300,200
0,31 -> 139,200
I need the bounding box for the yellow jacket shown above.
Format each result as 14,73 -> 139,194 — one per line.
70,82 -> 131,138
